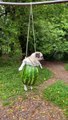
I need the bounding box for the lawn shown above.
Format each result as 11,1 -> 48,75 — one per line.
0,56 -> 52,104
65,64 -> 68,71
43,81 -> 68,117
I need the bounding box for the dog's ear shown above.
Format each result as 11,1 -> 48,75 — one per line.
35,53 -> 40,58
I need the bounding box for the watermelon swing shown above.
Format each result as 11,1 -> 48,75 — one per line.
20,3 -> 40,91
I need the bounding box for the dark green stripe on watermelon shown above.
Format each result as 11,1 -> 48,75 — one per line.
20,65 -> 39,85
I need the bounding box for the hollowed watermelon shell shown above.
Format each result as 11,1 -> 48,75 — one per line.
20,65 -> 39,85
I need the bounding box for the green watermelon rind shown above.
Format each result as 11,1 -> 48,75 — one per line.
20,65 -> 39,85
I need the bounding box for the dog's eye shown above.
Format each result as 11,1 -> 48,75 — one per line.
36,53 -> 40,58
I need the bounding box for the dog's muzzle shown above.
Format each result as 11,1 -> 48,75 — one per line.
41,56 -> 44,60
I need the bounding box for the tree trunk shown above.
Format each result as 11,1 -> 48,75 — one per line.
0,47 -> 2,56
18,35 -> 26,59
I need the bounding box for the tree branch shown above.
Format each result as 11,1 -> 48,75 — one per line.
0,0 -> 68,6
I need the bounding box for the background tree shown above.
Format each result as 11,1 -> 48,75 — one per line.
0,0 -> 68,60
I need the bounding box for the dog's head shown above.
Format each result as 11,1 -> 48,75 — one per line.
31,52 -> 43,61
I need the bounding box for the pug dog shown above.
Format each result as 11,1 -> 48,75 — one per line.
19,52 -> 43,91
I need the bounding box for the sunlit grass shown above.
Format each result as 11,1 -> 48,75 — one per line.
43,81 -> 68,117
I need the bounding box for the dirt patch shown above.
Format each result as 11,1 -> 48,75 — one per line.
0,95 -> 66,120
44,61 -> 68,83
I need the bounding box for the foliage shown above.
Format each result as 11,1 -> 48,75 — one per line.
0,56 -> 52,103
35,4 -> 68,60
0,1 -> 68,59
43,81 -> 68,117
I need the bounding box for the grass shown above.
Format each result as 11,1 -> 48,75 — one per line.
65,64 -> 68,71
0,55 -> 52,104
36,66 -> 52,85
43,81 -> 68,117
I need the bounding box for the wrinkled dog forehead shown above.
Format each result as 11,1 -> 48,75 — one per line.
35,53 -> 40,58
31,52 -> 43,58
35,52 -> 43,58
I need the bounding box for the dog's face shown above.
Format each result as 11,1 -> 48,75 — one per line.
31,52 -> 43,61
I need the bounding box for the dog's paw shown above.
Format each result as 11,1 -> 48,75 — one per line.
40,65 -> 43,69
30,86 -> 33,90
41,66 -> 43,69
18,67 -> 22,71
24,85 -> 28,91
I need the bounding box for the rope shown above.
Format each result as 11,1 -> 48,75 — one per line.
26,3 -> 36,57
26,7 -> 31,57
31,3 -> 36,52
